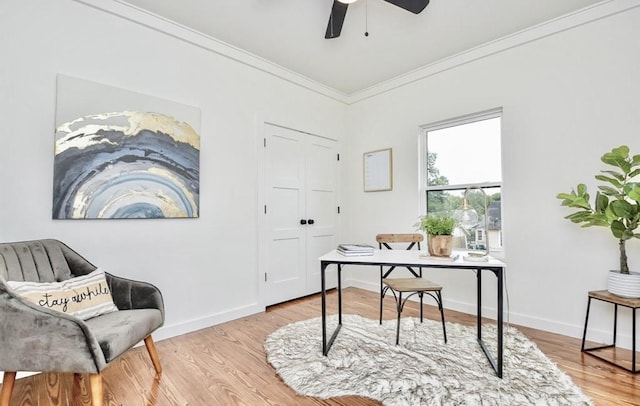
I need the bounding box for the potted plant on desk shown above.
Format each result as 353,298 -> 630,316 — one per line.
557,145 -> 640,298
415,213 -> 456,257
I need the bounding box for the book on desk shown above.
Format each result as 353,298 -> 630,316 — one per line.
337,243 -> 375,256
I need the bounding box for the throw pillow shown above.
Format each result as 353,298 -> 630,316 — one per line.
7,268 -> 119,320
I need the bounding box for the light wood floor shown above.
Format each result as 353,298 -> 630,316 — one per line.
4,287 -> 639,405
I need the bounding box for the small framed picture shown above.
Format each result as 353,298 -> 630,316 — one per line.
363,148 -> 392,192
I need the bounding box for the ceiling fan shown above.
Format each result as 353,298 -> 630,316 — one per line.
325,0 -> 430,39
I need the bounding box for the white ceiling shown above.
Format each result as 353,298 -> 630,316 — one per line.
120,0 -> 602,95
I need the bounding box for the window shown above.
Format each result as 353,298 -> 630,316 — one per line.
420,110 -> 503,252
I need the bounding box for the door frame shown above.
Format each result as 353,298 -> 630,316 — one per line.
256,118 -> 340,309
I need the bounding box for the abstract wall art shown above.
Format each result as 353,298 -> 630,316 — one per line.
53,75 -> 200,219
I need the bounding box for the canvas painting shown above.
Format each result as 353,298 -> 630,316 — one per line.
53,75 -> 200,219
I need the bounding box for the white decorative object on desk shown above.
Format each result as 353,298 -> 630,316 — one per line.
464,252 -> 490,262
607,270 -> 640,298
418,253 -> 460,261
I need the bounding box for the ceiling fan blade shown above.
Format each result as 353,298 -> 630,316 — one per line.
383,0 -> 429,14
325,1 -> 348,39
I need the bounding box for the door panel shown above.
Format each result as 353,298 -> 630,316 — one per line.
305,136 -> 339,294
264,126 -> 306,305
268,187 -> 304,289
262,124 -> 339,306
268,131 -> 303,187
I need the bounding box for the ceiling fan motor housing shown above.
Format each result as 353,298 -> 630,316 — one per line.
325,0 -> 430,39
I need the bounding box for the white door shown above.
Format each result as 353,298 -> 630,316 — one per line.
305,136 -> 339,294
261,124 -> 339,306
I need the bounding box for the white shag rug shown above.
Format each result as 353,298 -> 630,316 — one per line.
264,315 -> 593,406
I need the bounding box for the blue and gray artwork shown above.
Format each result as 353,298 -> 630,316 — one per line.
53,111 -> 200,219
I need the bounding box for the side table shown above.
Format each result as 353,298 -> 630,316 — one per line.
581,290 -> 640,373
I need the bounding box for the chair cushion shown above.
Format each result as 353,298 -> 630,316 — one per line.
84,308 -> 163,362
383,277 -> 442,292
7,268 -> 119,320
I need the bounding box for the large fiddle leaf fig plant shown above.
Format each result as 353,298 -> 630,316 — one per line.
557,145 -> 640,274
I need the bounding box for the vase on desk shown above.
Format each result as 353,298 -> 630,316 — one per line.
427,235 -> 452,257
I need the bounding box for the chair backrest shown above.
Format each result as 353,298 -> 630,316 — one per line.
0,239 -> 94,283
376,234 -> 424,278
376,233 -> 424,250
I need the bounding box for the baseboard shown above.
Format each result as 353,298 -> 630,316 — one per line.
0,302 -> 264,384
344,278 -> 635,350
0,371 -> 37,384
153,302 -> 264,342
505,309 -> 636,350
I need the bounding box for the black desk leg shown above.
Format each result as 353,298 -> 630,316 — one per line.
476,267 -> 504,378
321,261 -> 328,355
477,269 -> 482,341
497,267 -> 504,378
322,262 -> 342,356
338,264 -> 342,325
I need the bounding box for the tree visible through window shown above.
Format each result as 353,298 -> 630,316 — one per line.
422,112 -> 503,251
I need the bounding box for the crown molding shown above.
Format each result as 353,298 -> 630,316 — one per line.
73,0 -> 350,104
347,0 -> 640,104
74,0 -> 639,106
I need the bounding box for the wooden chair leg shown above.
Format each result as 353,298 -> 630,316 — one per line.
144,335 -> 163,375
0,371 -> 16,406
89,373 -> 103,406
72,373 -> 83,391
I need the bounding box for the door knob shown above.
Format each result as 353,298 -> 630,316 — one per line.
300,219 -> 307,225
308,219 -> 315,225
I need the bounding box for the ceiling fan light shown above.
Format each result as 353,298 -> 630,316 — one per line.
337,0 -> 358,4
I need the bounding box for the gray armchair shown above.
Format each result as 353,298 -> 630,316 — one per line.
0,239 -> 164,406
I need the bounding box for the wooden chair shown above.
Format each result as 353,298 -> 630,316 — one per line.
376,233 -> 424,324
382,277 -> 447,345
376,233 -> 447,345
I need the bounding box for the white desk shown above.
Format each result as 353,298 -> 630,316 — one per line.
319,249 -> 506,378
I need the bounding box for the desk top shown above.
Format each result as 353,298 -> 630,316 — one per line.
319,249 -> 505,269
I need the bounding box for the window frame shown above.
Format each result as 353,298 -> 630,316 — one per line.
418,108 -> 503,254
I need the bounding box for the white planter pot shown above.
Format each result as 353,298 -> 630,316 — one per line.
607,270 -> 640,299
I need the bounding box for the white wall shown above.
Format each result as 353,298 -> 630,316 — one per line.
342,4 -> 640,346
1,0 -> 639,356
0,0 -> 346,340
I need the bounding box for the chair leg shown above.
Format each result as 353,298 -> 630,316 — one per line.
0,371 -> 16,406
89,373 -> 103,406
437,291 -> 447,344
395,292 -> 403,345
379,267 -> 384,324
144,335 -> 163,375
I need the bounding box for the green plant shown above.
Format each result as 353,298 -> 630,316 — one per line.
415,213 -> 456,236
557,145 -> 640,274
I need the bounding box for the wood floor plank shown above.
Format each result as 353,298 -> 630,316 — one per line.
3,287 -> 639,405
